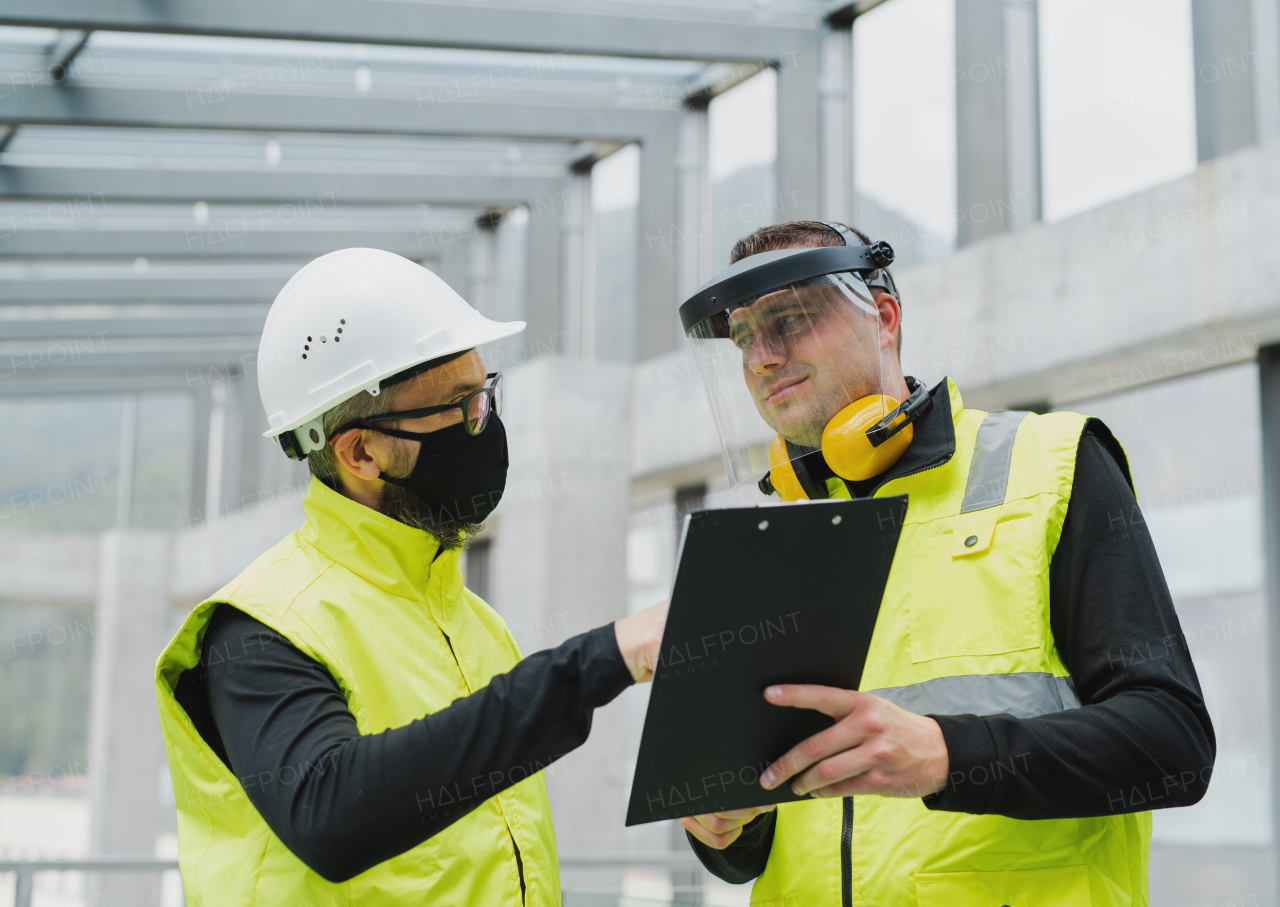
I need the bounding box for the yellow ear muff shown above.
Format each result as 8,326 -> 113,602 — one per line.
821,394 -> 914,482
766,434 -> 810,501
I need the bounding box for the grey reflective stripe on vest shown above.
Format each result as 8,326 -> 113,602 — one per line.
868,672 -> 1082,719
960,410 -> 1029,512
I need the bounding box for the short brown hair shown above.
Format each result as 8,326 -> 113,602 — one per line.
729,221 -> 901,354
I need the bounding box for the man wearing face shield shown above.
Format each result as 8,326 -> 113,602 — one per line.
154,249 -> 666,906
679,223 -> 1214,906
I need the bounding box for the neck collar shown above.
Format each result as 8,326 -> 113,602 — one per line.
865,375 -> 963,492
300,477 -> 454,599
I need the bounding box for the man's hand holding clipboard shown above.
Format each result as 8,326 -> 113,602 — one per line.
682,683 -> 949,849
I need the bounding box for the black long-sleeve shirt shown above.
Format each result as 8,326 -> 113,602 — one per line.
174,615 -> 634,882
690,396 -> 1216,884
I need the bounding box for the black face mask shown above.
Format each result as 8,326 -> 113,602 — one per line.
375,416 -> 509,524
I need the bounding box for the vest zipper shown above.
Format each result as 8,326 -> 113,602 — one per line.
442,629 -> 525,905
841,455 -> 945,907
843,399 -> 952,904
841,796 -> 854,907
509,830 -> 527,905
867,453 -> 952,499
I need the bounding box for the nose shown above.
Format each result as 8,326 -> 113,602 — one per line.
745,333 -> 786,375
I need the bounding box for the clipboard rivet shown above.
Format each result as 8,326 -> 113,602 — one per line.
758,520 -> 769,530
831,515 -> 842,525
964,535 -> 979,547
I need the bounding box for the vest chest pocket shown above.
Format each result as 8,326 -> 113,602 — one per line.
915,865 -> 1092,907
909,516 -> 1042,663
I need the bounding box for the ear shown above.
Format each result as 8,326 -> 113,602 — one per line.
332,428 -> 384,480
873,292 -> 901,351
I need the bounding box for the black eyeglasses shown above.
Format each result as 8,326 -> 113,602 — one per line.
346,372 -> 502,437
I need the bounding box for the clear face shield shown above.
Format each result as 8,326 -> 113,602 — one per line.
687,270 -> 892,487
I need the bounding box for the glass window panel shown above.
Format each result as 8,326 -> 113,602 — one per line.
1063,363 -> 1269,847
0,396 -> 123,532
132,393 -> 193,531
854,0 -> 957,267
493,204 -> 530,366
593,143 -> 640,362
0,604 -> 94,782
1039,0 -> 1197,221
709,68 -> 777,270
495,206 -> 529,327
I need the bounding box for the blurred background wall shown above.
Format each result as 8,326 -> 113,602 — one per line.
0,1 -> 1278,904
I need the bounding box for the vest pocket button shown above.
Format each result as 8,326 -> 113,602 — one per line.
964,535 -> 978,547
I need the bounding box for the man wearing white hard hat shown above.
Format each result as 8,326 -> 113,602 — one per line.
154,248 -> 667,905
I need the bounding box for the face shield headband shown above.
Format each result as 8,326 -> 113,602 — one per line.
678,240 -> 897,338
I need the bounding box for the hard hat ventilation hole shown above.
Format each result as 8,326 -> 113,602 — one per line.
307,336 -> 312,342
340,319 -> 346,324
334,336 -> 340,342
302,354 -> 308,360
304,345 -> 309,350
321,335 -> 327,343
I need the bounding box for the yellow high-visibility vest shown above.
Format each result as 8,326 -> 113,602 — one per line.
750,379 -> 1150,907
155,477 -> 560,906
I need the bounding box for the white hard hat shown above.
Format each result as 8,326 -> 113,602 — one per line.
257,248 -> 524,458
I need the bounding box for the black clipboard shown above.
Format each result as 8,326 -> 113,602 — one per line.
625,494 -> 908,826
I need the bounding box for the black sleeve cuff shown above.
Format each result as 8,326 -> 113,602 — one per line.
686,809 -> 776,884
580,623 -> 636,709
922,713 -> 999,814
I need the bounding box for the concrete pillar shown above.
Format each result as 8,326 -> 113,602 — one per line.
776,37 -> 823,220
187,389 -> 212,526
88,530 -> 173,905
955,0 -> 1042,245
819,24 -> 855,223
467,213 -> 500,323
255,409 -> 284,505
116,394 -> 138,530
205,382 -> 227,522
488,356 -> 632,885
223,377 -> 245,517
638,117 -> 681,360
1258,344 -> 1280,901
561,165 -> 596,360
1002,0 -> 1041,232
1193,0 -> 1264,159
675,102 -> 712,300
526,188 -> 565,355
1253,0 -> 1280,143
204,377 -> 244,521
434,226 -> 473,299
238,378 -> 272,511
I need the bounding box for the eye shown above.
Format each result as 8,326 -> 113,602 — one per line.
734,333 -> 753,350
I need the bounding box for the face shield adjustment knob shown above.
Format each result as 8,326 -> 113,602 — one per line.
868,241 -> 895,268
